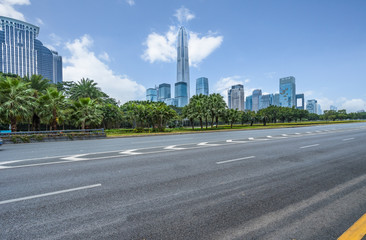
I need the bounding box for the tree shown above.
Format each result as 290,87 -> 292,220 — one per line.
182,104 -> 196,130
208,93 -> 226,128
71,97 -> 103,129
38,87 -> 67,130
69,78 -> 108,101
0,76 -> 35,132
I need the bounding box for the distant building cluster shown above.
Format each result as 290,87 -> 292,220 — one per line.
229,76 -> 322,114
146,27 -> 209,107
0,16 -> 63,83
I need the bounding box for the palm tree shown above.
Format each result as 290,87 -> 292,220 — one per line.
0,76 -> 35,132
182,104 -> 196,130
24,74 -> 51,131
208,93 -> 226,128
71,97 -> 103,129
38,87 -> 67,130
69,78 -> 108,101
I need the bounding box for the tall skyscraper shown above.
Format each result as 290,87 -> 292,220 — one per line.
273,93 -> 280,106
252,89 -> 262,112
259,94 -> 274,110
228,84 -> 245,111
279,76 -> 296,107
158,83 -> 171,102
296,93 -> 305,110
306,99 -> 318,114
146,87 -> 158,102
175,82 -> 188,107
245,95 -> 252,111
0,16 -> 62,82
196,77 -> 209,96
175,26 -> 190,107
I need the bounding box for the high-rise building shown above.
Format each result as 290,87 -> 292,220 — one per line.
146,87 -> 158,102
0,16 -> 62,82
252,89 -> 262,112
259,94 -> 274,110
296,93 -> 305,110
175,26 -> 190,107
158,83 -> 171,102
228,84 -> 244,111
317,104 -> 322,115
196,77 -> 209,96
279,76 -> 296,107
274,93 -> 280,106
175,82 -> 188,107
245,96 -> 252,111
306,99 -> 318,114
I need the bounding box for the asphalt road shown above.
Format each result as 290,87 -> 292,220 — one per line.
1,122 -> 366,239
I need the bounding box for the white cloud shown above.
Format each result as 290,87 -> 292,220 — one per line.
0,0 -> 30,21
142,26 -> 223,67
98,52 -> 110,62
174,6 -> 195,24
214,76 -> 253,104
63,35 -> 145,103
142,26 -> 177,63
126,0 -> 134,6
188,32 -> 223,67
316,97 -> 334,111
339,99 -> 366,113
35,17 -> 43,25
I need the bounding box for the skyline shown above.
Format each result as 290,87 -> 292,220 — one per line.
0,0 -> 365,112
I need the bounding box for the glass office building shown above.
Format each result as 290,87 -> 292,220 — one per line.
296,93 -> 305,110
175,82 -> 188,107
175,26 -> 190,106
252,89 -> 262,112
196,77 -> 209,96
273,93 -> 280,106
0,16 -> 62,82
228,84 -> 245,111
259,94 -> 274,110
279,76 -> 296,107
306,99 -> 318,114
158,83 -> 171,102
146,87 -> 158,102
245,95 -> 252,111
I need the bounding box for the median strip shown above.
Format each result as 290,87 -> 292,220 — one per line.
338,213 -> 366,240
216,156 -> 255,164
0,184 -> 102,205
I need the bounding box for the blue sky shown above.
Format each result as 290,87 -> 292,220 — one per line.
1,0 -> 365,112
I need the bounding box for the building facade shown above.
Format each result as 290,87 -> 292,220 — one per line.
175,26 -> 190,107
175,82 -> 188,107
279,76 -> 296,107
158,83 -> 171,102
259,94 -> 274,110
228,84 -> 245,111
0,16 -> 62,82
306,99 -> 318,114
252,89 -> 262,112
196,77 -> 209,96
296,93 -> 305,110
146,87 -> 158,102
245,96 -> 252,111
273,93 -> 280,106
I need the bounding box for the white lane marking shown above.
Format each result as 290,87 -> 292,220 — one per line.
0,184 -> 101,205
267,136 -> 272,138
226,139 -> 249,143
197,142 -> 221,146
282,134 -> 288,136
295,133 -> 301,135
306,132 -> 312,134
226,139 -> 233,142
164,145 -> 186,150
216,156 -> 255,165
120,149 -> 142,155
300,144 -> 320,149
315,130 -> 322,133
61,154 -> 88,161
248,137 -> 255,140
343,138 -> 355,141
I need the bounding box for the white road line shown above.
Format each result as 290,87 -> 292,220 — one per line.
197,142 -> 221,146
315,130 -> 322,133
120,149 -> 142,155
61,154 -> 88,161
306,132 -> 312,134
0,184 -> 101,205
295,133 -> 301,135
216,156 -> 255,165
267,136 -> 272,138
343,138 -> 355,141
300,144 -> 320,149
282,134 -> 288,136
164,145 -> 186,150
248,137 -> 255,140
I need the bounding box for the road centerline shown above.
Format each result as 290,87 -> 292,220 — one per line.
300,144 -> 320,149
216,156 -> 255,164
0,184 -> 102,205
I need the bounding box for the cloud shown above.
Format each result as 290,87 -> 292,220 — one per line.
214,76 -> 253,104
63,35 -> 145,103
0,0 -> 30,21
142,26 -> 223,67
35,17 -> 43,25
339,99 -> 366,113
174,6 -> 195,24
142,26 -> 177,63
126,0 -> 134,6
316,97 -> 334,111
188,32 -> 223,67
98,52 -> 110,62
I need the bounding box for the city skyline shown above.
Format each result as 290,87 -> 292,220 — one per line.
0,1 -> 365,112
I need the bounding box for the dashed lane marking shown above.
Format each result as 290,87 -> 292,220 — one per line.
300,144 -> 320,149
216,156 -> 255,164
